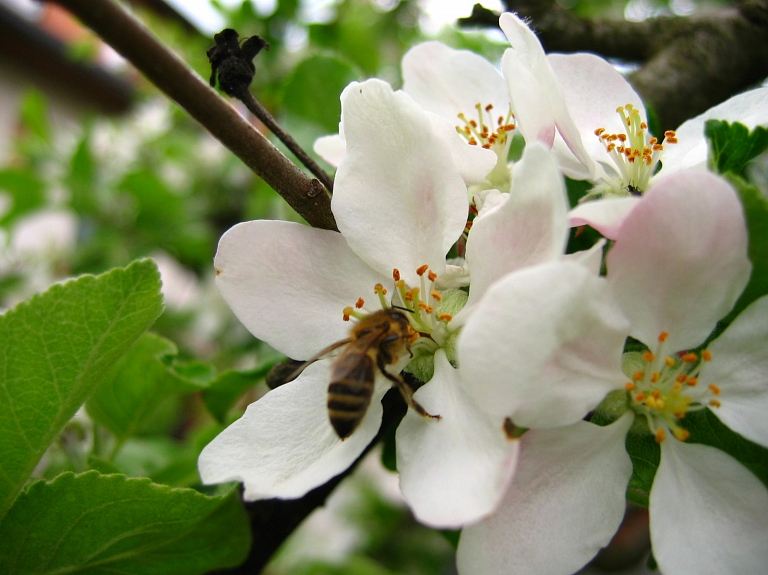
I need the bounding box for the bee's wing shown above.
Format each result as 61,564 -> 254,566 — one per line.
285,339 -> 352,382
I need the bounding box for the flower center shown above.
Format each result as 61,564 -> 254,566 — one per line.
587,104 -> 678,198
456,102 -> 516,192
342,265 -> 460,355
624,331 -> 720,443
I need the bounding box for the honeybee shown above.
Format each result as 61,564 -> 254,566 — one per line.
295,308 -> 440,439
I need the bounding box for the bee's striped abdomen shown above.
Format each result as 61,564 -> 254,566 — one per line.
328,352 -> 375,439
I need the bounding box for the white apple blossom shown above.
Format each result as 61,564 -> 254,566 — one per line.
456,169 -> 768,575
198,77 -> 523,527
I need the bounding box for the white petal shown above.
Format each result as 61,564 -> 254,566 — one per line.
562,237 -> 607,276
462,143 -> 568,312
659,87 -> 768,177
333,79 -> 468,285
651,439 -> 768,575
699,294 -> 768,448
198,360 -> 386,500
214,219 -> 389,359
313,134 -> 346,168
458,262 -> 629,428
568,197 -> 642,240
548,53 -> 646,179
607,170 -> 752,352
396,351 -> 520,528
457,415 -> 633,575
402,41 -> 509,123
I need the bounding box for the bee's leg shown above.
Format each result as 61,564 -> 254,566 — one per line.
377,358 -> 440,421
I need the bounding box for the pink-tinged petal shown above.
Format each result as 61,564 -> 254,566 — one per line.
427,112 -> 498,186
698,294 -> 768,449
333,80 -> 468,285
198,360 -> 386,500
501,48 -> 555,147
458,262 -> 629,428
562,238 -> 607,276
549,53 -> 646,179
568,197 -> 642,239
214,220 -> 389,359
607,171 -> 751,352
499,13 -> 600,179
396,351 -> 520,528
651,439 -> 768,575
462,143 -> 568,312
402,41 -> 509,123
313,134 -> 346,168
457,415 -> 633,575
659,87 -> 768,177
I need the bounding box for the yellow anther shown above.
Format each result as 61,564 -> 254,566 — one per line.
437,313 -> 453,322
430,290 -> 442,301
650,372 -> 660,383
665,357 -> 676,367
343,307 -> 354,321
404,290 -> 413,301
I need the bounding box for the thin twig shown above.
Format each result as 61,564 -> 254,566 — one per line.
52,0 -> 338,231
235,89 -> 335,192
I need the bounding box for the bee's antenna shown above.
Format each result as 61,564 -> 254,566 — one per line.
392,305 -> 414,314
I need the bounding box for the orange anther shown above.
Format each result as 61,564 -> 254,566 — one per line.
428,271 -> 437,282
642,351 -> 655,362
625,382 -> 636,391
416,265 -> 429,276
634,392 -> 646,402
650,372 -> 660,383
632,370 -> 644,381
485,104 -> 493,111
658,332 -> 669,342
595,128 -> 605,136
425,305 -> 434,314
664,130 -> 677,138
355,297 -> 365,309
709,399 -> 721,408
393,268 -> 401,281
708,384 -> 721,395
430,290 -> 442,301
438,313 -> 453,322
673,428 -> 690,441
655,428 -> 666,443
702,350 -> 712,361
686,376 -> 698,386
682,352 -> 698,363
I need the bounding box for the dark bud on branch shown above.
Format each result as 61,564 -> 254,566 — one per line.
207,29 -> 270,97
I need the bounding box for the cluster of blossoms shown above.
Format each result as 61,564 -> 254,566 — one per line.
199,11 -> 768,575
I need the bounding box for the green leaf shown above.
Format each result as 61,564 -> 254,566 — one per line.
86,333 -> 205,442
19,90 -> 50,144
705,120 -> 768,177
623,416 -> 660,509
0,169 -> 46,225
202,359 -> 280,423
0,259 -> 163,517
721,176 -> 768,324
282,54 -> 359,133
0,471 -> 250,575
